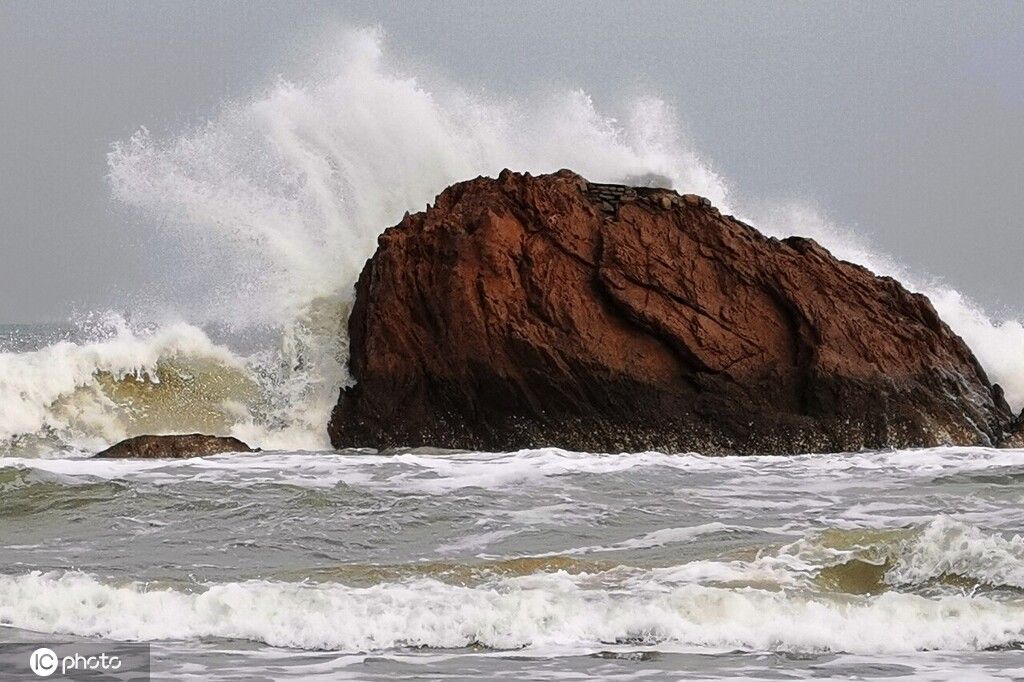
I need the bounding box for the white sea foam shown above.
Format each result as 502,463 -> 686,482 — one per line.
927,289 -> 1024,410
4,447 -> 1024,492
1,570 -> 1021,654
106,28 -> 727,332
889,516 -> 1024,590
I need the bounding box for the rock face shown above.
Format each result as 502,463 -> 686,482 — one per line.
329,169 -> 1016,454
94,434 -> 257,459
1004,412 -> 1024,449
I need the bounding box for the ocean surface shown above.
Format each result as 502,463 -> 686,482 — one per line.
4,328 -> 1024,682
5,28 -> 1024,681
4,438 -> 1024,680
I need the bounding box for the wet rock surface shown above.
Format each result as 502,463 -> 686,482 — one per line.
1003,411 -> 1024,449
94,434 -> 257,458
329,169 -> 1016,454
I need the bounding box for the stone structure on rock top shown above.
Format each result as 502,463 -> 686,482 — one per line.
329,169 -> 1019,454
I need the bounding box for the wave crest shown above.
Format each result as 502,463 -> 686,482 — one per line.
1,569 -> 1020,654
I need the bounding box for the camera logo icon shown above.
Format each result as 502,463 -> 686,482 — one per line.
29,647 -> 58,677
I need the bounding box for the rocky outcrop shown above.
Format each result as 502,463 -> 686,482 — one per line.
94,434 -> 257,458
329,169 -> 1017,454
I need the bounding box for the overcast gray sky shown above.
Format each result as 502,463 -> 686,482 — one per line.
1,1 -> 1022,323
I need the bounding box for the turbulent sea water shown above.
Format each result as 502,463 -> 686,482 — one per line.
3,444 -> 1024,680
3,28 -> 1024,681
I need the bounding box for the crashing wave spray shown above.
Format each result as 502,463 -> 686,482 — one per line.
96,28 -> 732,451
106,28 -> 727,329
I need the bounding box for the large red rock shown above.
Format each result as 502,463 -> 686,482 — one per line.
329,170 -> 1016,454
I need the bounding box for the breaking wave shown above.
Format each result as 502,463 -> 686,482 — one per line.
783,516 -> 1024,597
0,304 -> 344,454
2,536 -> 1023,654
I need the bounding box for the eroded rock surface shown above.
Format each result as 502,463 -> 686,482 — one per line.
94,434 -> 257,458
329,169 -> 1016,454
1003,411 -> 1024,449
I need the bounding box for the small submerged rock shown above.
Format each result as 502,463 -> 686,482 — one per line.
93,434 -> 257,459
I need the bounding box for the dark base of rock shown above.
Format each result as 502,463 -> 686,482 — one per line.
1004,412 -> 1024,449
94,434 -> 257,459
335,374 -> 1006,455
